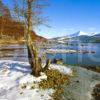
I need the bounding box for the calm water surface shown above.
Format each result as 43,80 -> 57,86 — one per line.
47,43 -> 100,66
0,43 -> 100,66
0,44 -> 28,62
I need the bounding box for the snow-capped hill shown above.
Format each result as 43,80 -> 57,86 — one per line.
49,31 -> 100,43
69,31 -> 90,37
92,33 -> 100,37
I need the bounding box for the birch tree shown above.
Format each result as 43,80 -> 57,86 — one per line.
11,0 -> 50,76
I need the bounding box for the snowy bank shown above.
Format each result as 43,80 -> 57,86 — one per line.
0,60 -> 53,100
49,64 -> 73,75
0,60 -> 72,100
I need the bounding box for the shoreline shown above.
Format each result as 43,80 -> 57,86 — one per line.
60,65 -> 100,100
45,48 -> 95,54
0,40 -> 25,45
64,64 -> 100,73
0,60 -> 72,100
0,60 -> 99,100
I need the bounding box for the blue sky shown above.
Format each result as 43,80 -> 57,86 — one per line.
2,0 -> 100,38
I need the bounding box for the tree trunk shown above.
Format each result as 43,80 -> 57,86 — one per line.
43,59 -> 51,72
27,0 -> 42,76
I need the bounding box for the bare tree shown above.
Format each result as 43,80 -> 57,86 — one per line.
10,0 -> 50,76
26,0 -> 42,76
0,0 -> 50,76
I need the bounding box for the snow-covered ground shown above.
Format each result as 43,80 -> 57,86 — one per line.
49,64 -> 73,75
0,60 -> 72,100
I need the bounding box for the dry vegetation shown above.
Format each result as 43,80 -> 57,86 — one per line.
0,17 -> 47,43
39,69 -> 70,100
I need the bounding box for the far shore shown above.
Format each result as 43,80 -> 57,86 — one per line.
45,48 -> 95,54
64,63 -> 100,73
0,40 -> 26,45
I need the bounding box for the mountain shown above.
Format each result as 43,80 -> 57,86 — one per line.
69,31 -> 90,37
92,33 -> 100,37
50,31 -> 100,43
68,31 -> 91,43
90,33 -> 100,43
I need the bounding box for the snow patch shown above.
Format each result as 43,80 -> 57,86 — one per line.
19,72 -> 47,89
0,60 -> 72,100
70,31 -> 90,37
0,60 -> 54,100
49,64 -> 73,75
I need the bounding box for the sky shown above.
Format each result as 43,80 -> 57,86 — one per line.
2,0 -> 100,38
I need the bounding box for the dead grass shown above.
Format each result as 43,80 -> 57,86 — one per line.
0,40 -> 25,44
39,69 -> 70,100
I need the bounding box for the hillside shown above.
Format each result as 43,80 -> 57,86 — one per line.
0,16 -> 47,42
31,30 -> 47,42
69,31 -> 90,37
0,0 -> 47,43
49,31 -> 100,43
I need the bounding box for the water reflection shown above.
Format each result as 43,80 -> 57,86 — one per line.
0,44 -> 28,62
47,43 -> 100,66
